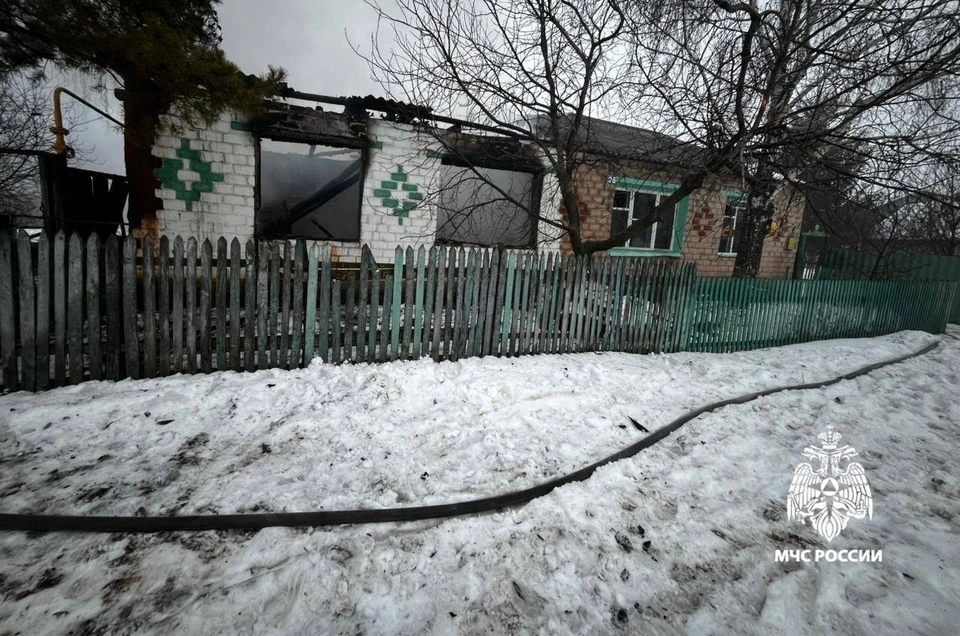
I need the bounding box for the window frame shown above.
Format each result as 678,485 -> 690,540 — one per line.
607,177 -> 690,258
254,134 -> 365,243
435,154 -> 544,249
611,188 -> 678,251
718,191 -> 747,257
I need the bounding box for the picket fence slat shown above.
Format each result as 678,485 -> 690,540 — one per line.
391,247 -> 403,361
86,234 -> 102,381
199,240 -> 212,374
171,238 -> 184,374
471,250 -> 487,357
331,279 -> 342,364
358,247 -> 371,363
17,233 -> 36,391
444,250 -> 457,357
0,231 -> 15,391
515,254 -> 533,355
185,238 -> 197,374
369,269 -> 381,363
230,238 -> 242,371
402,246 -> 414,360
423,247 -> 438,359
291,241 -> 306,368
52,232 -> 66,385
413,247 -> 426,360
318,253 -> 331,363
67,233 -> 84,384
380,273 -> 393,362
257,243 -> 269,368
158,236 -> 170,377
244,240 -> 256,372
216,238 -> 228,371
626,260 -> 641,353
305,245 -> 319,362
490,249 -> 506,356
431,248 -> 446,362
471,248 -> 483,357
35,233 -> 50,390
344,273 -> 356,361
143,236 -> 157,378
280,242 -> 292,370
452,249 -> 466,360
531,253 -> 544,354
268,246 -> 279,366
122,235 -> 139,379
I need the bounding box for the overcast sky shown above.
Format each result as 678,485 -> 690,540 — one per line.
68,0 -> 384,174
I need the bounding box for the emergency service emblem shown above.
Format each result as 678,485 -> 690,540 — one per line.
787,430 -> 873,542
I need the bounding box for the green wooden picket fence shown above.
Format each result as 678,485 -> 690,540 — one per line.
0,230 -> 698,392
0,230 -> 954,392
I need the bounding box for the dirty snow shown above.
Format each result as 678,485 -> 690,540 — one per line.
0,329 -> 957,635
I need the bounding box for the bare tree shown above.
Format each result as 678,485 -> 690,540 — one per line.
0,71 -> 49,222
366,0 -> 960,277
364,0 -> 640,254
802,87 -> 960,266
623,0 -> 960,275
886,152 -> 960,257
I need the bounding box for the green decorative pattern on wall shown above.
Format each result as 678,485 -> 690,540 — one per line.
154,139 -> 225,211
376,165 -> 423,225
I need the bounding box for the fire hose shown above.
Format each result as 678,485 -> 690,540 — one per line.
0,340 -> 939,533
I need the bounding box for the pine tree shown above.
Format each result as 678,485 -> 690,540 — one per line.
0,0 -> 285,230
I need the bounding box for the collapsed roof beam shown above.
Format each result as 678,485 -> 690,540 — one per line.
260,162 -> 361,236
280,88 -> 533,142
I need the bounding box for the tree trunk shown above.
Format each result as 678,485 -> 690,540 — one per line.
560,186 -> 584,254
122,84 -> 169,240
733,174 -> 777,278
732,210 -> 765,278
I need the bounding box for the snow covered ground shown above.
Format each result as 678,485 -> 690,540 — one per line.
0,329 -> 957,635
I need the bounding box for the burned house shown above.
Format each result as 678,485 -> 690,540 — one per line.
148,93 -> 803,277
149,94 -> 563,264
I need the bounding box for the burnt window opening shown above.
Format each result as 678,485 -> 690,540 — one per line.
436,159 -> 540,248
256,138 -> 362,241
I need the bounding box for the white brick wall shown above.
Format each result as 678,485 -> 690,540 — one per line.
152,112 -> 563,263
153,111 -> 256,242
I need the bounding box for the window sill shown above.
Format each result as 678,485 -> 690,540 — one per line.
609,248 -> 681,258
717,252 -> 737,258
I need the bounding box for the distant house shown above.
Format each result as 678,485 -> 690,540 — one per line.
146,93 -> 803,277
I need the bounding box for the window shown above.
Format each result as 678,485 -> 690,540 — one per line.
610,189 -> 676,250
256,139 -> 362,241
719,199 -> 747,254
436,163 -> 537,248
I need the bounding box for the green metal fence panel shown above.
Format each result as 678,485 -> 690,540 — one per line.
817,249 -> 960,323
686,276 -> 956,353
